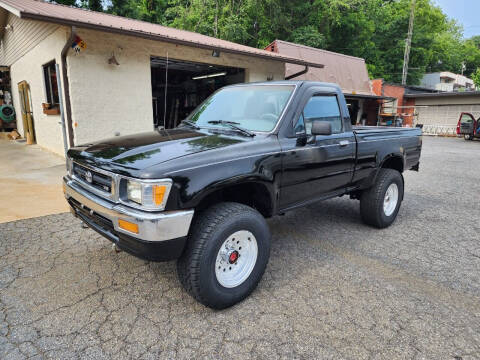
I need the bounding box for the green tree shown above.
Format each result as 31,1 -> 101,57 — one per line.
48,0 -> 77,6
47,0 -> 105,11
49,0 -> 480,85
289,26 -> 326,49
472,68 -> 480,89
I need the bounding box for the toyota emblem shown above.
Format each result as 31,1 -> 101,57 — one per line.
85,171 -> 93,183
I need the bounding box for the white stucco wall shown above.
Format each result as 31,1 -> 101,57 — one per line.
68,28 -> 285,145
9,26 -> 70,155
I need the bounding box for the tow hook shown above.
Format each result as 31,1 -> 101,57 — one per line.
112,243 -> 122,253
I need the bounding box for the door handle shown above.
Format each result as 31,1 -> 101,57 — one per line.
339,140 -> 349,147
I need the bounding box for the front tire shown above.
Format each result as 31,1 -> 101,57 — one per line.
464,134 -> 473,140
177,202 -> 271,309
360,168 -> 404,228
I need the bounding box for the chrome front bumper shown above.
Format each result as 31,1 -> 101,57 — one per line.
63,176 -> 194,242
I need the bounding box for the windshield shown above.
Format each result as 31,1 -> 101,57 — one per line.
186,85 -> 295,132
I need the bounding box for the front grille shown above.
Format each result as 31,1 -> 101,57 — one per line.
68,198 -> 114,232
73,163 -> 113,194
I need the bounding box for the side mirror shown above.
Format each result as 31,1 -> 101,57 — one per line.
311,120 -> 332,136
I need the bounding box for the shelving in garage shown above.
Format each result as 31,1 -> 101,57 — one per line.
151,56 -> 245,129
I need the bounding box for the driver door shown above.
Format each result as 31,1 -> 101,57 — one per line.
278,92 -> 356,210
458,112 -> 475,136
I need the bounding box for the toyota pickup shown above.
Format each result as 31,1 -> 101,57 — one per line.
64,81 -> 422,309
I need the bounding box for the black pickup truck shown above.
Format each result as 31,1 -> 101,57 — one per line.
64,81 -> 422,309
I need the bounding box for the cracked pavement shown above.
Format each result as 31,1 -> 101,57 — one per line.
1,136 -> 479,359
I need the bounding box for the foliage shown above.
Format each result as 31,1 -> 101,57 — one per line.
48,0 -> 480,85
472,68 -> 480,89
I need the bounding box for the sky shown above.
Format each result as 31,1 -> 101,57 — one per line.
432,0 -> 480,38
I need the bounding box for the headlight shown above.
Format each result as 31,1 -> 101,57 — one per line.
126,179 -> 172,211
127,181 -> 142,203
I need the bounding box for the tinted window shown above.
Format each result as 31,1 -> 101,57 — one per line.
296,95 -> 342,134
294,113 -> 305,134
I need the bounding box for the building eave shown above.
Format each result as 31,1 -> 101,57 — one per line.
405,91 -> 480,98
0,0 -> 324,69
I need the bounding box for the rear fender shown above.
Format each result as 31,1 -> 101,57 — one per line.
358,154 -> 405,190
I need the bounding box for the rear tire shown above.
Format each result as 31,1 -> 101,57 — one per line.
360,169 -> 404,228
177,202 -> 271,309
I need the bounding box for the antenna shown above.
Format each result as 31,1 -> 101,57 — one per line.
402,0 -> 416,85
163,52 -> 168,128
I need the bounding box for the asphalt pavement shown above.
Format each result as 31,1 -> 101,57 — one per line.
1,136 -> 479,359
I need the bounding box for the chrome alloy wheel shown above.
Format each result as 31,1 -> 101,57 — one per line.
383,183 -> 399,216
215,230 -> 258,288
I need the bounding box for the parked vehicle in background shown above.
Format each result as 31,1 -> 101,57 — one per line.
457,112 -> 480,140
64,81 -> 422,309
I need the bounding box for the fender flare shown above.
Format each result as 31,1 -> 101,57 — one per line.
358,153 -> 405,190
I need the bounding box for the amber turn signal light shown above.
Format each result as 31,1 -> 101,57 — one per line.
153,185 -> 167,206
118,219 -> 139,234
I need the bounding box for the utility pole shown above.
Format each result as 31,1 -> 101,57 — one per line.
402,0 -> 416,85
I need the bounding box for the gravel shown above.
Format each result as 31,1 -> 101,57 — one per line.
1,136 -> 479,359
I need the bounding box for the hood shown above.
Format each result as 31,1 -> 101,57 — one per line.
69,128 -> 246,170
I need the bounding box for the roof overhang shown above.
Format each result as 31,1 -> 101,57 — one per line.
344,93 -> 394,100
0,0 -> 324,69
405,91 -> 480,98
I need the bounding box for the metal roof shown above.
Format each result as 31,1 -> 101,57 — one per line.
265,40 -> 373,96
0,0 -> 324,68
404,91 -> 480,98
344,93 -> 393,100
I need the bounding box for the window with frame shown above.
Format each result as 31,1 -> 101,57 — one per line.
43,61 -> 59,106
294,95 -> 342,135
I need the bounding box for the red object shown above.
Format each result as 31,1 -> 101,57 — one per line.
229,251 -> 239,264
457,112 -> 478,136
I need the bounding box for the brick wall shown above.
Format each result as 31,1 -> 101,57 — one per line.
371,79 -> 383,96
371,79 -> 416,126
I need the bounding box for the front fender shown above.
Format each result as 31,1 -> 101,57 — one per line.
164,151 -> 282,211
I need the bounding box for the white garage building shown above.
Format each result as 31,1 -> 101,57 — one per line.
0,0 -> 322,156
405,91 -> 480,134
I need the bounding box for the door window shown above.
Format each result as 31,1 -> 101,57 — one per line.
460,113 -> 475,124
295,95 -> 342,135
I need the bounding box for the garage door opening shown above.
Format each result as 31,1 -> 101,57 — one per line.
151,56 -> 245,129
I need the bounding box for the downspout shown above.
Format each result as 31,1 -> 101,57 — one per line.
285,66 -> 309,80
61,27 -> 76,148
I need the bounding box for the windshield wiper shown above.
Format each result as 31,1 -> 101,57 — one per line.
207,120 -> 255,137
180,120 -> 200,130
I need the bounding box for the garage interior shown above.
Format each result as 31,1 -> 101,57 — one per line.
151,56 -> 245,129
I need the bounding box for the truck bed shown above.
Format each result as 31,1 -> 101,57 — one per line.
353,126 -> 422,136
351,126 -> 422,182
